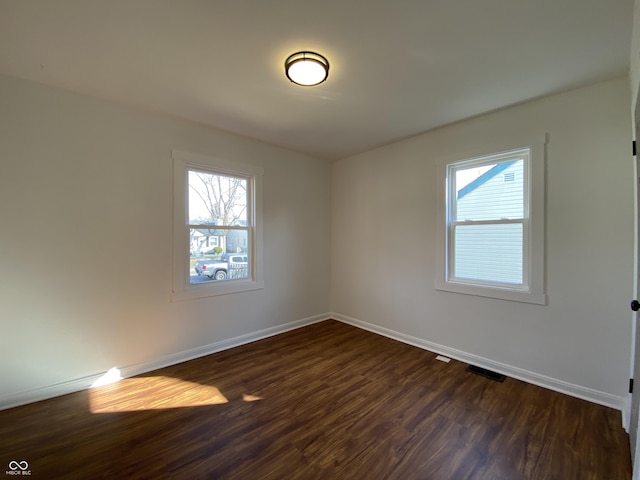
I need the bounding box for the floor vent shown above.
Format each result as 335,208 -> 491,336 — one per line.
466,365 -> 506,382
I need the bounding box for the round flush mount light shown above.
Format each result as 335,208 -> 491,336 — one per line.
284,51 -> 329,86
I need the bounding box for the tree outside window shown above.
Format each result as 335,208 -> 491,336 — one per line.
188,169 -> 250,283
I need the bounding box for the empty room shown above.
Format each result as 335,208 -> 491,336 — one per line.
1,1 -> 640,478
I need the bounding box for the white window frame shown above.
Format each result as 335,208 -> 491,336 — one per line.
172,150 -> 264,302
435,135 -> 546,305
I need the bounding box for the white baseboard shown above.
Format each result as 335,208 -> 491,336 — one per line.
0,313 -> 331,411
623,394 -> 631,433
331,312 -> 627,415
3,311 -> 627,423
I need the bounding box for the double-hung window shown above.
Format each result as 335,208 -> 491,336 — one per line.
172,150 -> 263,301
436,138 -> 546,304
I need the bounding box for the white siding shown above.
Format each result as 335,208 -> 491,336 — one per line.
456,160 -> 524,221
454,223 -> 523,284
453,160 -> 524,284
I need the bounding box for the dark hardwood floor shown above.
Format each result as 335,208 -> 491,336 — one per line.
0,320 -> 632,479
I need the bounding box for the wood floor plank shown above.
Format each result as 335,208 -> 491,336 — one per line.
0,320 -> 631,479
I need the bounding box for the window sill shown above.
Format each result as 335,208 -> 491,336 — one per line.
435,279 -> 546,305
171,279 -> 265,302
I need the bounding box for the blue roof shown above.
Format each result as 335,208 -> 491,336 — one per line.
457,160 -> 516,199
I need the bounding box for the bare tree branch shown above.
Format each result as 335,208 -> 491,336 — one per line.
189,172 -> 247,226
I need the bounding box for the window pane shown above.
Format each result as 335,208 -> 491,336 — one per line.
188,170 -> 247,225
454,159 -> 524,221
190,229 -> 249,284
453,223 -> 523,284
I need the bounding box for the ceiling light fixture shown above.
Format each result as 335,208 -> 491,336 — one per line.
284,51 -> 329,86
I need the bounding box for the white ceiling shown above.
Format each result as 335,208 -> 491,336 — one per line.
0,0 -> 633,161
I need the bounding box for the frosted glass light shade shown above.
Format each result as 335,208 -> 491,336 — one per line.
285,51 -> 329,86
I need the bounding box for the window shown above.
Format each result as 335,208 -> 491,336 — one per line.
436,137 -> 546,304
172,150 -> 263,301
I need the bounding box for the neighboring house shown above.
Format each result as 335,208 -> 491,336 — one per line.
226,220 -> 249,254
226,230 -> 247,254
190,228 -> 225,254
190,222 -> 248,255
455,160 -> 523,284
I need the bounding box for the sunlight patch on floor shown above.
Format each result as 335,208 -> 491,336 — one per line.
242,393 -> 263,402
89,375 -> 229,413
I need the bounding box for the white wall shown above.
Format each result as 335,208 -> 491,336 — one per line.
331,77 -> 634,406
1,71 -> 634,412
0,74 -> 331,406
631,0 -> 640,112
